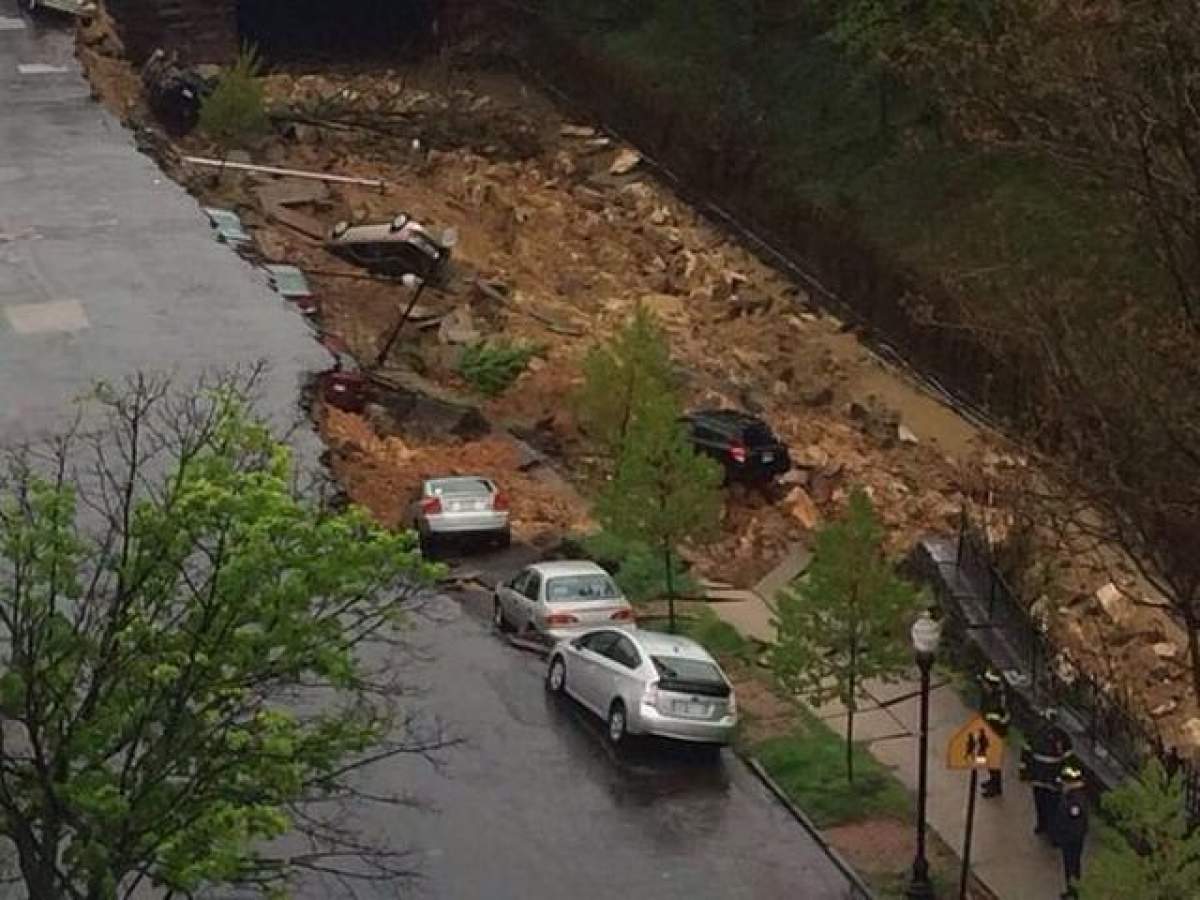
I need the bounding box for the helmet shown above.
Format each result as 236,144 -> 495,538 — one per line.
982,668 -> 1002,684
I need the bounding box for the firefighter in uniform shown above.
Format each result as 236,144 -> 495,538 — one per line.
979,668 -> 1011,797
1020,707 -> 1073,836
1053,761 -> 1089,898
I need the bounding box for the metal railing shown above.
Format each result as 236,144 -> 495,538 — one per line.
953,518 -> 1200,821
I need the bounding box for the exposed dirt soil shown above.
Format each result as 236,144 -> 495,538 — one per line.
827,819 -> 993,900
73,30 -> 1200,752
322,407 -> 591,545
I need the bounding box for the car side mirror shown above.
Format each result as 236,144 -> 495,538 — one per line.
571,637 -> 587,650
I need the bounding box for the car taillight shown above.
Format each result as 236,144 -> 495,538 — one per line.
642,681 -> 659,707
610,608 -> 635,622
544,613 -> 580,627
492,492 -> 509,511
729,442 -> 747,464
420,497 -> 442,515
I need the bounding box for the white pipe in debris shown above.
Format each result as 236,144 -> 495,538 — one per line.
182,156 -> 386,189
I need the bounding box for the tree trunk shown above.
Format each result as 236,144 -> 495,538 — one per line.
664,542 -> 676,634
1185,600 -> 1200,707
14,829 -> 58,899
846,637 -> 857,784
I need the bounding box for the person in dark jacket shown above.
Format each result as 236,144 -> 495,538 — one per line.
1053,762 -> 1089,898
1021,707 -> 1073,835
979,668 -> 1011,797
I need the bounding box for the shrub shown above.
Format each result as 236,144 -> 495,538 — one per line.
457,341 -> 540,396
199,45 -> 269,150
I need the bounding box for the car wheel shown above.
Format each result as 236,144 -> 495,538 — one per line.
546,656 -> 566,694
418,527 -> 436,558
493,598 -> 513,633
607,700 -> 628,746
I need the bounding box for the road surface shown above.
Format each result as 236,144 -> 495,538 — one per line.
0,0 -> 325,444
348,545 -> 857,900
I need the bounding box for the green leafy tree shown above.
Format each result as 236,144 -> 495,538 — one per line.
595,390 -> 722,632
1080,760 -> 1200,899
576,303 -> 677,459
199,44 -> 269,152
580,530 -> 698,603
771,489 -> 923,782
0,372 -> 445,899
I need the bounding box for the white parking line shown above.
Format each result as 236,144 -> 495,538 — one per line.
4,301 -> 89,335
0,17 -> 26,31
17,63 -> 71,75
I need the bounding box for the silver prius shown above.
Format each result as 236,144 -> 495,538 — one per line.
493,560 -> 636,641
546,628 -> 738,747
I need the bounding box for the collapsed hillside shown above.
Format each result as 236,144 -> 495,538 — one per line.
74,16 -> 1200,752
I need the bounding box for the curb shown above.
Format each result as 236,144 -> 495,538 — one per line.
742,754 -> 877,900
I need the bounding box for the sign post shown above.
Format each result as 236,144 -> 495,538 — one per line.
946,715 -> 1005,900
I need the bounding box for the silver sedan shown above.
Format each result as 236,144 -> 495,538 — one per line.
493,560 -> 636,642
411,476 -> 510,553
546,628 -> 738,747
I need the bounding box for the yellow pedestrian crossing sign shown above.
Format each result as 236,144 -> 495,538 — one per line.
946,715 -> 1005,770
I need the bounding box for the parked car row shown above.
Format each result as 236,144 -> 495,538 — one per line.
490,558 -> 737,748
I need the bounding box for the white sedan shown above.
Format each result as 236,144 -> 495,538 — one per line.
493,560 -> 635,642
546,628 -> 738,747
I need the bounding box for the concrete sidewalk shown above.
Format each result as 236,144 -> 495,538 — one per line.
813,676 -> 1069,900
709,558 -> 1073,900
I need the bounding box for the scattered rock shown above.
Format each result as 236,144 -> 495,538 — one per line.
803,386 -> 834,408
560,123 -> 596,138
1151,700 -> 1179,718
785,487 -> 821,529
610,147 -> 642,175
1182,718 -> 1200,748
639,292 -> 688,324
1153,642 -> 1180,660
437,306 -> 481,345
897,424 -> 919,445
1095,582 -> 1133,626
779,469 -> 809,487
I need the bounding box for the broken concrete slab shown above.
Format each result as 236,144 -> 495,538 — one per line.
254,177 -> 331,209
263,204 -> 326,241
754,543 -> 811,606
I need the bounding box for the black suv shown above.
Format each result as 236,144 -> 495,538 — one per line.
680,409 -> 791,483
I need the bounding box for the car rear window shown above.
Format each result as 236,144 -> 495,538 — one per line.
652,655 -> 731,697
430,478 -> 491,496
545,574 -> 621,602
741,423 -> 777,447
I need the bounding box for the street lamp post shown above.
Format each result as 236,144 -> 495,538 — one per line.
374,273 -> 426,369
907,610 -> 942,900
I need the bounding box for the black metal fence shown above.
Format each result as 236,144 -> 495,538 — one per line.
951,520 -> 1200,821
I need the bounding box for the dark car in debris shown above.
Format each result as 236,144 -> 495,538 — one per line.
324,213 -> 453,282
680,409 -> 791,484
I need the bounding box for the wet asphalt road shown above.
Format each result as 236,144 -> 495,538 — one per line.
0,10 -> 856,898
357,545 -> 856,900
0,2 -> 326,445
